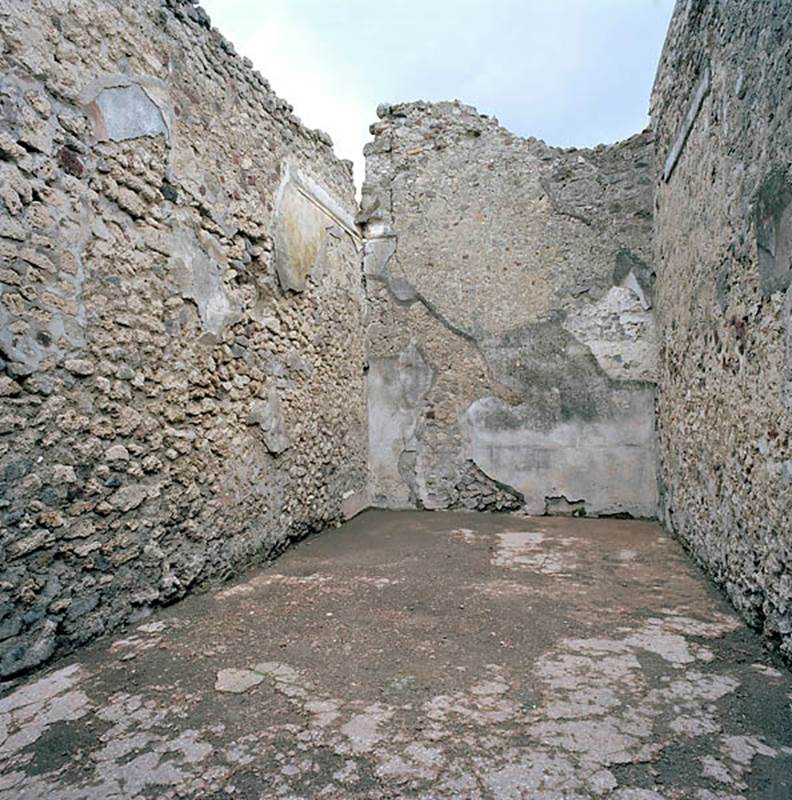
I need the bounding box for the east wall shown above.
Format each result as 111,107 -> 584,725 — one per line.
652,0 -> 792,658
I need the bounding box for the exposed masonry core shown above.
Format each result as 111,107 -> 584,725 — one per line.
0,0 -> 790,676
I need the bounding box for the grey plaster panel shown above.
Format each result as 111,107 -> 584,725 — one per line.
92,84 -> 167,141
367,348 -> 433,508
463,392 -> 658,517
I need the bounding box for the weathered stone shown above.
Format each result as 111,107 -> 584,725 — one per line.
57,146 -> 84,177
0,376 -> 22,397
0,619 -> 57,678
0,615 -> 22,642
52,464 -> 77,483
64,358 -> 95,377
160,179 -> 178,202
38,510 -> 65,528
104,445 -> 130,462
8,530 -> 54,559
109,484 -> 148,512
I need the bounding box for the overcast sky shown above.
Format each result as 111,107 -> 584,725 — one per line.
200,0 -> 676,187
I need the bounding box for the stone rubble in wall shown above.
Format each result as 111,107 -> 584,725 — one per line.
453,461 -> 523,513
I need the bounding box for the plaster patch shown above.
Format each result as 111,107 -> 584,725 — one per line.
169,227 -> 241,336
247,391 -> 289,455
563,287 -> 657,382
214,668 -> 265,693
340,704 -> 393,754
463,393 -> 657,517
367,345 -> 433,507
492,529 -> 578,576
272,169 -> 358,293
91,84 -> 167,141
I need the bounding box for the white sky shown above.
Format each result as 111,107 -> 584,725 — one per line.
200,0 -> 676,188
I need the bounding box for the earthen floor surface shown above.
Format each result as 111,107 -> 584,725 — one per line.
1,510 -> 791,799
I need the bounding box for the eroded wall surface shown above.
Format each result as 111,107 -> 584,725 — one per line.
360,101 -> 658,517
0,0 -> 367,676
652,0 -> 792,657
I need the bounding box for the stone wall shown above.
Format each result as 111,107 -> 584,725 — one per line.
652,0 -> 792,657
360,101 -> 658,517
0,0 -> 367,677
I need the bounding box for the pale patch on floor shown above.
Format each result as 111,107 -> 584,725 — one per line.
492,529 -> 580,575
0,665 -> 92,760
217,572 -> 331,599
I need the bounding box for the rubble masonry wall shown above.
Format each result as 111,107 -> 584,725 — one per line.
0,0 -> 367,677
651,0 -> 792,657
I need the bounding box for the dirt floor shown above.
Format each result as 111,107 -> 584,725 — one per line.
1,510 -> 790,799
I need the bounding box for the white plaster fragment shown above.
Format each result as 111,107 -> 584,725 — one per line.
563,287 -> 657,382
